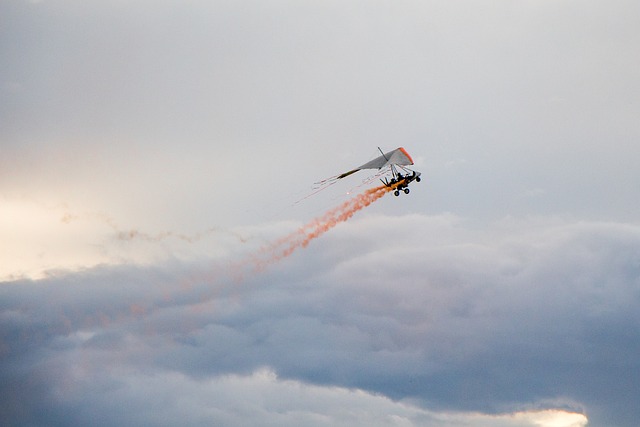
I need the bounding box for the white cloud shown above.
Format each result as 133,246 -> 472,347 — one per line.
47,366 -> 588,427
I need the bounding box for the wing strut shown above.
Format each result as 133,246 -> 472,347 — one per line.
378,147 -> 389,161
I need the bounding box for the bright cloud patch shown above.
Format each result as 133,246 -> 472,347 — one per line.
0,199 -> 246,280
46,366 -> 588,427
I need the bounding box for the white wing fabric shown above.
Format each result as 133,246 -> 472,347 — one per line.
337,147 -> 414,179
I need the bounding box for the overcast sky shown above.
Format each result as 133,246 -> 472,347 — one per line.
2,1 -> 640,426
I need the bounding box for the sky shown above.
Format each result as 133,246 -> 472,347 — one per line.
1,0 -> 639,426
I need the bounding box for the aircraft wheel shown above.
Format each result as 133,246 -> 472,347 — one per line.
404,188 -> 410,194
416,177 -> 421,182
394,190 -> 400,196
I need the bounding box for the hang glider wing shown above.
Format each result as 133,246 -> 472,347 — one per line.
337,147 -> 414,179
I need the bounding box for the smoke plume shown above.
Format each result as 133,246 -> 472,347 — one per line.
249,184 -> 392,271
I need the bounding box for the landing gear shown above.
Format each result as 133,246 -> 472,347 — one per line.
387,168 -> 420,197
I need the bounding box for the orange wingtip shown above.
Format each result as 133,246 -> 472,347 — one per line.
398,147 -> 414,165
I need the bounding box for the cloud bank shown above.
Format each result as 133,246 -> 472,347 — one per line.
2,214 -> 638,426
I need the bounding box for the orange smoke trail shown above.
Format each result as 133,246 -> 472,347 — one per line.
249,184 -> 392,271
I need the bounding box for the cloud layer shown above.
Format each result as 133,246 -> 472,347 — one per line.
2,214 -> 638,426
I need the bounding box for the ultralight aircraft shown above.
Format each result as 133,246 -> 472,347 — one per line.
332,147 -> 421,196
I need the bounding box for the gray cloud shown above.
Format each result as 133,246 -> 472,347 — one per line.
2,215 -> 637,426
